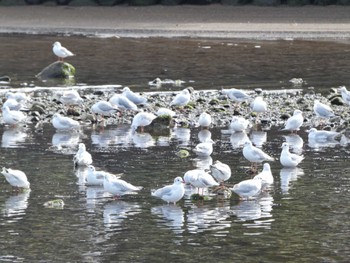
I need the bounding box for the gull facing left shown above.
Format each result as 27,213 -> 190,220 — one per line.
53,41 -> 75,62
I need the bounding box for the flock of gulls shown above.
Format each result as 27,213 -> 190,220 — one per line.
1,41 -> 348,206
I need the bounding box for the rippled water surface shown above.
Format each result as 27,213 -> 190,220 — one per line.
0,35 -> 350,262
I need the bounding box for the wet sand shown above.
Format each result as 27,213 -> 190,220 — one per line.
0,5 -> 350,39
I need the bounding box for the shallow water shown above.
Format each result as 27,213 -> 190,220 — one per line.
0,35 -> 350,262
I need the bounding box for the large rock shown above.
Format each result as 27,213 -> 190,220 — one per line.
36,61 -> 75,80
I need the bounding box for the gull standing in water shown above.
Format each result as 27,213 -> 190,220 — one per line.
253,163 -> 274,185
307,128 -> 341,143
52,113 -> 80,131
280,142 -> 304,168
151,177 -> 185,204
281,109 -> 304,133
74,143 -> 93,167
53,41 -> 75,62
243,141 -> 274,170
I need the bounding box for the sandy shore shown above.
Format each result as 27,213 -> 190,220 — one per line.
0,5 -> 350,39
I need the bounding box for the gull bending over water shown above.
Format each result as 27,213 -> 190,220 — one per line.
151,177 -> 185,204
53,41 -> 75,62
131,111 -> 157,132
109,94 -> 138,111
86,165 -> 121,186
52,113 -> 80,131
231,176 -> 262,200
209,160 -> 231,185
104,173 -> 142,197
280,142 -> 304,168
1,167 -> 30,189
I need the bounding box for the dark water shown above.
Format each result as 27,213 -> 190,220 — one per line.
1,35 -> 350,262
1,35 -> 350,92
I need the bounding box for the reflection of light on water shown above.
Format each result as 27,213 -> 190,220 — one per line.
151,205 -> 184,235
2,190 -> 31,223
250,131 -> 267,147
1,127 -> 28,148
132,132 -> 155,148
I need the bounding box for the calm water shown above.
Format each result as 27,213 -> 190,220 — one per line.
0,35 -> 350,262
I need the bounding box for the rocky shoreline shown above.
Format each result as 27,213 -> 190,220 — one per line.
21,84 -> 348,134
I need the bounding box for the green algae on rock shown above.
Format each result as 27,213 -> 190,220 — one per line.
36,61 -> 75,80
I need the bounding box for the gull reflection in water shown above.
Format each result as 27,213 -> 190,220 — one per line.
186,204 -> 231,233
280,167 -> 304,194
132,132 -> 155,148
283,134 -> 304,155
230,131 -> 250,149
91,124 -> 132,148
1,126 -> 28,148
75,167 -> 88,188
51,130 -> 80,154
192,156 -> 213,170
2,190 -> 31,223
171,127 -> 191,146
198,129 -> 212,143
249,130 -> 267,147
103,201 -> 141,234
151,204 -> 185,234
85,186 -> 109,212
